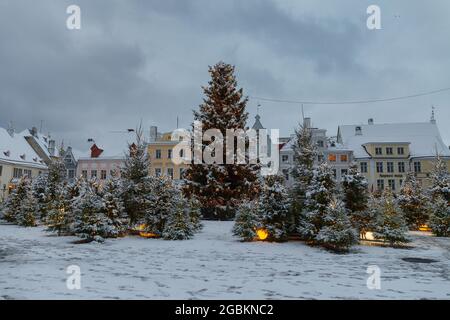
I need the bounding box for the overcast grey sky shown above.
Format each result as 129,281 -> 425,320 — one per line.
1,0 -> 449,153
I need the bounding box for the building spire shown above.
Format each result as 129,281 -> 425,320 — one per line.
431,105 -> 436,124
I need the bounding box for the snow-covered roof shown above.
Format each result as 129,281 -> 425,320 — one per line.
76,131 -> 136,160
0,128 -> 47,169
337,122 -> 450,158
19,129 -> 51,158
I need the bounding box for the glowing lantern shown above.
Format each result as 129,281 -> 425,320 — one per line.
256,228 -> 269,241
136,224 -> 158,238
419,225 -> 431,232
363,232 -> 375,241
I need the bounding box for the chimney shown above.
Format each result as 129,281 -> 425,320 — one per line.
368,118 -> 374,125
303,117 -> 311,129
48,139 -> 56,156
6,121 -> 14,137
30,126 -> 38,137
355,126 -> 362,136
150,126 -> 158,142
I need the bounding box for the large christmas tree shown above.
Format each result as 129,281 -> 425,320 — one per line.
398,172 -> 430,230
289,122 -> 317,230
183,62 -> 260,220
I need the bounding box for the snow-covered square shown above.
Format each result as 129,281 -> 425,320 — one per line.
0,221 -> 449,300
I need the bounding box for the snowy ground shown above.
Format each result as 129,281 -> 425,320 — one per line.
0,221 -> 449,300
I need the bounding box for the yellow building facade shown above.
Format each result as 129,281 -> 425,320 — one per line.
147,130 -> 190,180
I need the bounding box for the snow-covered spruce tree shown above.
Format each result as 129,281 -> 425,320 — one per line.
45,158 -> 66,214
45,182 -> 70,236
258,175 -> 289,242
188,198 -> 203,232
374,190 -> 409,246
353,195 -> 380,240
428,196 -> 450,237
316,199 -> 359,252
142,176 -> 179,236
289,122 -> 317,230
16,187 -> 38,227
162,194 -> 195,240
298,162 -> 336,242
120,126 -> 153,226
31,173 -> 49,221
72,183 -> 107,242
342,162 -> 369,215
183,62 -> 260,220
2,178 -> 29,223
101,178 -> 129,238
398,172 -> 430,230
232,200 -> 259,242
429,153 -> 450,202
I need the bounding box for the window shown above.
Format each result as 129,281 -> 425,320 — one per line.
101,170 -> 107,180
376,162 -> 384,173
82,170 -> 88,179
23,169 -> 32,178
414,161 -> 422,173
328,154 -> 337,162
375,147 -> 382,155
13,168 -> 23,178
317,140 -> 324,148
398,147 -> 405,155
399,179 -> 403,187
155,168 -> 162,177
341,169 -> 348,176
167,168 -> 174,179
360,162 -> 368,173
387,162 -> 394,173
388,179 -> 396,191
332,169 -> 337,178
340,155 -> 348,162
398,162 -> 405,173
377,179 -> 385,191
386,147 -> 393,155
156,150 -> 162,159
318,155 -> 324,163
91,170 -> 97,178
180,149 -> 184,158
282,155 -> 289,163
168,149 -> 172,159
282,169 -> 289,181
68,169 -> 75,179
0,165 -> 2,176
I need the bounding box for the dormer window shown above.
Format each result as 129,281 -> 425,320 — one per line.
375,147 -> 382,155
33,157 -> 38,162
20,154 -> 26,160
3,150 -> 10,157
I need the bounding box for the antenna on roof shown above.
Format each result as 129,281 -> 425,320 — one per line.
176,116 -> 179,129
39,120 -> 43,133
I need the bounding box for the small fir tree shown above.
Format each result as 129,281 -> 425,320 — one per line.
374,190 -> 409,246
232,200 -> 259,242
342,162 -> 369,213
428,196 -> 450,237
162,196 -> 195,240
45,183 -> 70,236
353,195 -> 380,239
316,199 -> 359,252
258,175 -> 289,242
121,126 -> 153,226
102,178 -> 129,238
72,184 -> 108,242
289,122 -> 317,230
2,178 -> 29,223
16,187 -> 38,227
298,162 -> 336,241
398,172 -> 430,230
429,153 -> 450,202
31,173 -> 48,221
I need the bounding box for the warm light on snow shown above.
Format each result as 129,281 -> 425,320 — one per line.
136,224 -> 158,238
256,228 -> 269,241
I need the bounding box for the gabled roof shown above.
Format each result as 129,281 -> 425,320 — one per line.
337,122 -> 450,158
0,128 -> 47,169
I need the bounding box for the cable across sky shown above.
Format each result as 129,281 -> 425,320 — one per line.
249,86 -> 450,105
